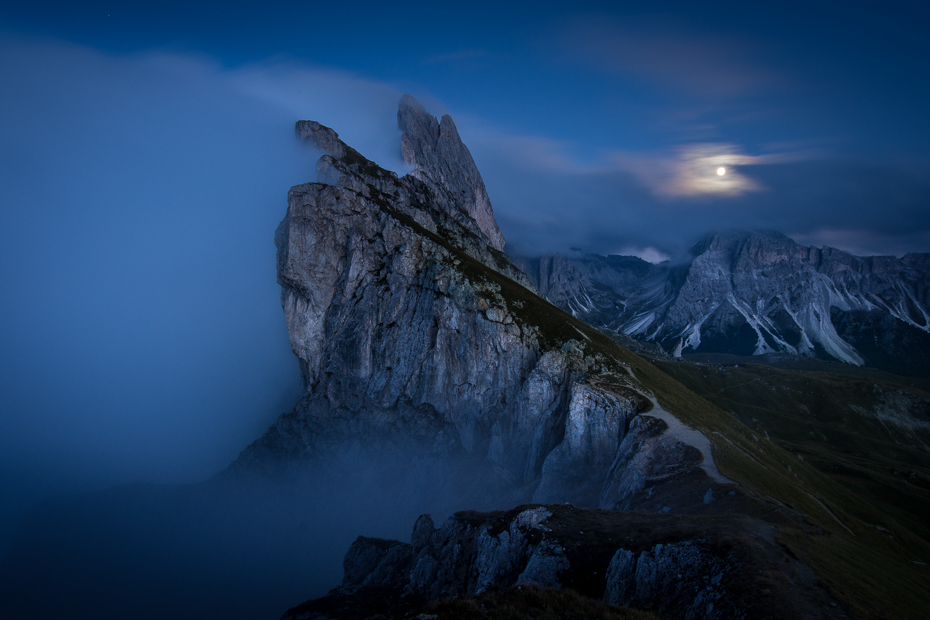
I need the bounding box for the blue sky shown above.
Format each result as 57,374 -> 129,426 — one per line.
1,0 -> 929,545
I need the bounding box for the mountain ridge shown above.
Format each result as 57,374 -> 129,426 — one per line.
516,229 -> 930,376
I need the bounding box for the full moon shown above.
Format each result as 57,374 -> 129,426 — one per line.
717,167 -> 727,176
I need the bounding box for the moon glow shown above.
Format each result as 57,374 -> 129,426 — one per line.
717,167 -> 726,176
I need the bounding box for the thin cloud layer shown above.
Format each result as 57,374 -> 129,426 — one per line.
667,144 -> 763,196
790,228 -> 930,259
615,246 -> 671,264
467,124 -> 930,260
563,17 -> 787,97
612,143 -> 771,198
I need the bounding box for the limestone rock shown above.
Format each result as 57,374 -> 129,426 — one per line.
295,120 -> 346,159
398,94 -> 505,251
231,95 -> 720,518
342,537 -> 410,589
604,541 -> 736,619
341,506 -> 565,600
410,514 -> 435,553
516,539 -> 570,588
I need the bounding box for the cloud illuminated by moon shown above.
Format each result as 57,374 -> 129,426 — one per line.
668,143 -> 763,196
607,142 -> 784,198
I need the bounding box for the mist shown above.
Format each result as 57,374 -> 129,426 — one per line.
0,440 -> 523,618
0,35 -> 410,553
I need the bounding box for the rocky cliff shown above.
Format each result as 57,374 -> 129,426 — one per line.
517,232 -> 930,376
231,96 -> 731,514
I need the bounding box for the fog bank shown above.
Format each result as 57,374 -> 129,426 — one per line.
0,36 -> 405,550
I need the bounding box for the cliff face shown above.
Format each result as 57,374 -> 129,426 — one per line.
518,232 -> 930,375
232,96 -> 723,511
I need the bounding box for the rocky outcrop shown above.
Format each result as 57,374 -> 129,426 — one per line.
231,96 -> 721,512
283,505 -> 844,620
604,542 -> 735,619
340,507 -> 570,599
517,232 -> 930,375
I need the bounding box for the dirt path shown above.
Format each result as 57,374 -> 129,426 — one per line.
802,490 -> 856,536
623,366 -> 735,485
643,396 -> 736,485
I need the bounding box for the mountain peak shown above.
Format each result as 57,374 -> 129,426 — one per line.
397,95 -> 505,251
295,120 -> 346,159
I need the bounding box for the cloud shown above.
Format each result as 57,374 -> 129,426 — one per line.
226,61 -> 407,171
466,123 -> 806,199
563,17 -> 788,97
613,143 -> 783,198
0,34 -> 408,541
466,119 -> 930,261
614,246 -> 671,263
466,128 -> 600,174
789,228 -> 930,258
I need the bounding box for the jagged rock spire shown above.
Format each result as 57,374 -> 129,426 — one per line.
397,95 -> 506,251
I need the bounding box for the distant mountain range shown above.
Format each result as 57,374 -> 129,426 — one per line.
516,231 -> 930,377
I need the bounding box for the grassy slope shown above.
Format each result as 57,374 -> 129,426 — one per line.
654,360 -> 930,541
648,360 -> 930,618
627,357 -> 930,620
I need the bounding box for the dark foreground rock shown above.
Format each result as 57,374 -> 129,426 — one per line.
283,505 -> 850,620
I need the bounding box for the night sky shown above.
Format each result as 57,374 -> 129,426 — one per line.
1,1 -> 929,547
